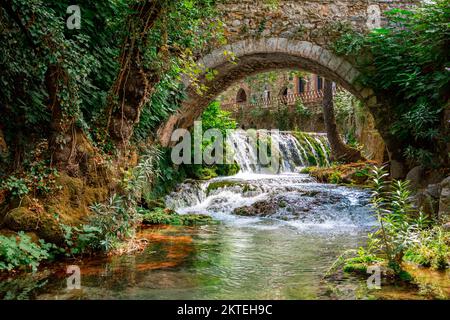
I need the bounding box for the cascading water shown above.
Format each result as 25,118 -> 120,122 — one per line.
225,129 -> 330,173
11,131 -> 393,300
166,130 -> 375,232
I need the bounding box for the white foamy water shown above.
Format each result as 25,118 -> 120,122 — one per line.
166,130 -> 375,233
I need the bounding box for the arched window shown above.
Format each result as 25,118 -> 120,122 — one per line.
297,77 -> 305,94
263,84 -> 271,101
279,87 -> 288,105
317,75 -> 323,91
236,88 -> 247,103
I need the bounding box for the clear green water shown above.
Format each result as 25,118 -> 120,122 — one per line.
1,174 -> 445,300
0,224 -> 372,300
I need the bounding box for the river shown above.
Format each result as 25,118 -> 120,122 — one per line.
0,131 -> 446,300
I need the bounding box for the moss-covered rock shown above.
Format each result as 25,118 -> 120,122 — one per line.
308,162 -> 376,185
206,181 -> 242,194
3,207 -> 64,244
233,200 -> 279,217
141,208 -> 215,226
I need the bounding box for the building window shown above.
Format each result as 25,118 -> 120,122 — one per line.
317,76 -> 323,91
263,84 -> 271,101
236,88 -> 247,103
297,77 -> 305,94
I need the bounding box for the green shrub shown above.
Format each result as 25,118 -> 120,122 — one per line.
404,227 -> 449,270
333,2 -> 449,168
0,232 -> 54,272
1,160 -> 60,199
295,100 -> 312,118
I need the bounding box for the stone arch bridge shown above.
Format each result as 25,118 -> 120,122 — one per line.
158,0 -> 418,174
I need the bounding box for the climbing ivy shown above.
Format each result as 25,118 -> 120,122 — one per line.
333,1 -> 450,168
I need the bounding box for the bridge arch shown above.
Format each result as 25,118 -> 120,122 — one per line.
157,0 -> 418,171
158,38 -> 378,144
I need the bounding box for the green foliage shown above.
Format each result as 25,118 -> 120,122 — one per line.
182,101 -> 240,180
404,226 -> 450,270
1,177 -> 29,198
333,1 -> 450,167
133,71 -> 186,142
369,166 -> 434,273
294,100 -> 312,118
0,232 -> 54,272
201,101 -> 237,134
249,107 -> 270,119
60,224 -> 102,256
329,171 -> 343,184
145,148 -> 188,201
61,146 -> 163,253
0,0 -> 128,152
244,71 -> 282,95
338,166 -> 448,278
133,0 -> 224,140
1,160 -> 60,199
343,247 -> 381,274
332,31 -> 365,56
273,104 -> 290,131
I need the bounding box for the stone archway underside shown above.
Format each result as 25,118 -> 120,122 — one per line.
158,38 -> 378,147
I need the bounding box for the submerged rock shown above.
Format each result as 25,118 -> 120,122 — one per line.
232,190 -> 348,219
233,200 -> 279,217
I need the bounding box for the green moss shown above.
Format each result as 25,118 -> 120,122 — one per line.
342,247 -> 382,275
398,270 -> 413,282
207,181 -> 242,194
299,167 -> 313,174
292,131 -> 329,167
141,208 -> 215,226
329,171 -> 343,184
343,262 -> 368,274
194,168 -> 218,180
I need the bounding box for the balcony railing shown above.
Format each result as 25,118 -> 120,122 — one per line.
221,88 -> 338,112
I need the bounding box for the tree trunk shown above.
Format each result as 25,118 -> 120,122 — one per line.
322,79 -> 365,163
108,1 -> 164,147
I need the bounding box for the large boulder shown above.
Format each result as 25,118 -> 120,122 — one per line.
439,176 -> 450,222
3,207 -> 65,244
416,188 -> 440,219
406,166 -> 424,191
233,200 -> 278,217
390,160 -> 406,180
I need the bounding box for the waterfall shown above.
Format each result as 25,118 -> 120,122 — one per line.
226,130 -> 330,174
166,130 -> 331,211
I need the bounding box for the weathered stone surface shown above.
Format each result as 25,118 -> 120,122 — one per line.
426,184 -> 441,199
439,176 -> 450,222
390,160 -> 406,179
157,0 -> 419,169
406,166 -> 424,191
416,190 -> 440,219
